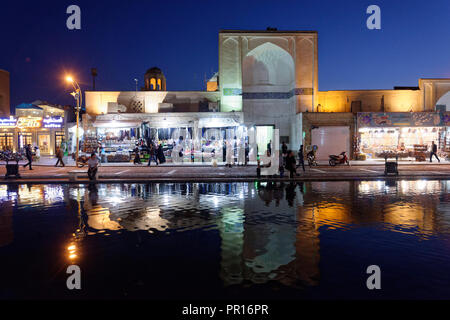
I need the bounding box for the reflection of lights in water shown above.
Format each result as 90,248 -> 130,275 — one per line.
377,180 -> 383,190
213,196 -> 220,208
67,244 -> 77,260
107,196 -> 124,206
69,186 -> 86,200
163,194 -> 170,205
417,180 -> 427,191
401,180 -> 410,193
87,207 -> 122,231
0,186 -> 17,202
18,185 -> 43,203
44,185 -> 64,203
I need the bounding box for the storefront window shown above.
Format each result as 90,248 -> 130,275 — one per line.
0,132 -> 14,151
359,127 -> 442,160
97,127 -> 137,162
90,121 -> 248,164
18,133 -> 32,150
38,134 -> 51,155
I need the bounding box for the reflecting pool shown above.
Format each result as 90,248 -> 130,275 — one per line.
1,180 -> 450,299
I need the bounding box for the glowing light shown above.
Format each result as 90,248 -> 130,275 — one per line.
67,243 -> 78,260
66,76 -> 74,83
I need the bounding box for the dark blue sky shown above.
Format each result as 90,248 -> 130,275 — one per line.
1,0 -> 449,110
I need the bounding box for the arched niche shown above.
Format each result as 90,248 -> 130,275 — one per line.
242,42 -> 295,91
436,91 -> 450,111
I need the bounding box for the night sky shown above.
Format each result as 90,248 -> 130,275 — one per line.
1,0 -> 449,111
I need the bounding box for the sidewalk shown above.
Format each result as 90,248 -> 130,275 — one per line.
3,156 -> 450,167
3,156 -> 257,167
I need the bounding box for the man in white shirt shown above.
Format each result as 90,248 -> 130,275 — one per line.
87,153 -> 99,180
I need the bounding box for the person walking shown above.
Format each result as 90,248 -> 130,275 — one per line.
157,144 -> 166,164
237,139 -> 245,166
147,144 -> 158,166
267,140 -> 272,156
281,141 -> 288,166
285,150 -> 297,179
244,142 -> 249,166
23,144 -> 33,170
226,140 -> 234,167
297,145 -> 305,172
55,147 -> 65,167
87,153 -> 99,180
34,146 -> 40,162
133,147 -> 141,165
430,141 -> 440,163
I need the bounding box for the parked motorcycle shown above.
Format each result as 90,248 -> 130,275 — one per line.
307,150 -> 318,167
329,151 -> 349,166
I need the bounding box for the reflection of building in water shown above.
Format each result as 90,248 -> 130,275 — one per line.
219,182 -> 318,288
13,184 -> 66,206
0,196 -> 13,247
218,206 -> 245,286
303,180 -> 441,238
78,183 -> 246,233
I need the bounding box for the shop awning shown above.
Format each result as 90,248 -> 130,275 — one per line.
93,120 -> 141,128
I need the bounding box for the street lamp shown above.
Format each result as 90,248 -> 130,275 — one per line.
66,76 -> 82,164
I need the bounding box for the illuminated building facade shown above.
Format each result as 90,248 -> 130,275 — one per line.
0,102 -> 67,155
84,29 -> 450,161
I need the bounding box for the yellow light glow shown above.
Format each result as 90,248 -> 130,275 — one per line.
67,245 -> 76,251
66,76 -> 74,83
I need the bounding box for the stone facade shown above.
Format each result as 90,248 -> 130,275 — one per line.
218,30 -> 318,150
85,90 -> 220,115
317,79 -> 450,113
219,30 -> 318,114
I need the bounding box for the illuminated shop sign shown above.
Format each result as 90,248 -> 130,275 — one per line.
17,117 -> 42,128
43,116 -> 63,128
0,116 -> 17,128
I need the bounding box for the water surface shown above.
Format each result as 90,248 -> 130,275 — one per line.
0,180 -> 449,299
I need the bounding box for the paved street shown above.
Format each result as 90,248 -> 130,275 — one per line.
2,160 -> 450,182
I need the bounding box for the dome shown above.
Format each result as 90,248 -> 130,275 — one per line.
144,67 -> 166,91
145,67 -> 163,75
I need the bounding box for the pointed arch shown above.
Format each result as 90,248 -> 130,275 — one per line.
242,42 -> 295,88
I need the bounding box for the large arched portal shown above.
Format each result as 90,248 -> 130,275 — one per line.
436,91 -> 450,111
243,42 -> 295,91
242,42 -> 296,153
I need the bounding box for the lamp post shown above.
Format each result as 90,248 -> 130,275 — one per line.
66,76 -> 82,164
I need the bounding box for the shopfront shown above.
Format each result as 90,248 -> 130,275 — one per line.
0,115 -> 65,155
357,112 -> 450,161
84,112 -> 248,164
0,116 -> 16,151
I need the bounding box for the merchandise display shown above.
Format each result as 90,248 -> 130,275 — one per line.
359,127 -> 443,160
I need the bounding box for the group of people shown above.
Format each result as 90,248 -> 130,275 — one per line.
132,142 -> 166,166
225,140 -> 248,167
282,143 -> 306,178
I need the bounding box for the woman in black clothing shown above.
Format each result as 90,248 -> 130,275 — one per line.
297,145 -> 305,172
285,150 -> 297,178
